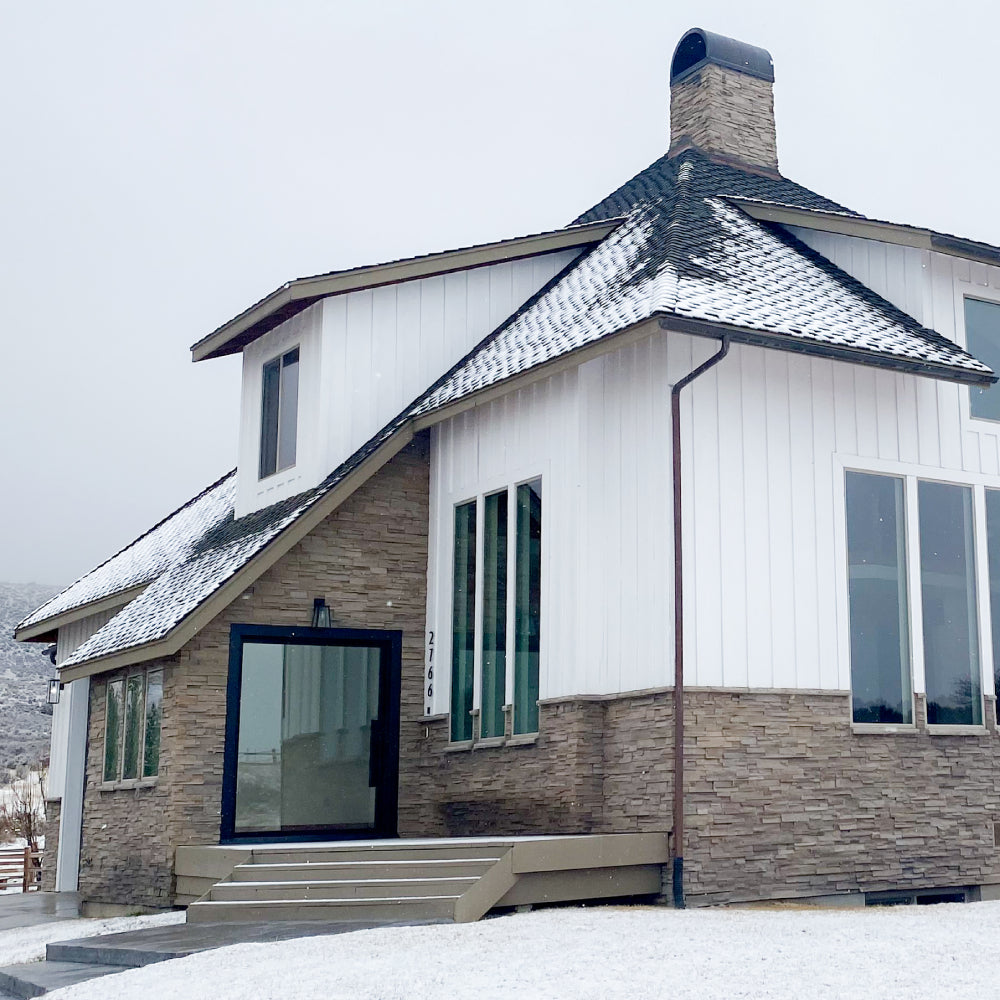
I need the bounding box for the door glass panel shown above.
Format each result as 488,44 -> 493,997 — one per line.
918,480 -> 982,726
234,641 -> 381,835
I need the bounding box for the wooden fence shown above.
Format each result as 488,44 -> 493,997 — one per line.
0,847 -> 42,892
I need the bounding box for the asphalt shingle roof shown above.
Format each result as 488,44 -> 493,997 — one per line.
17,473 -> 237,632
413,153 -> 990,415
25,147 -> 995,669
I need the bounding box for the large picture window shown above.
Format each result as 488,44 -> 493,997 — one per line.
222,626 -> 401,841
450,479 -> 542,742
918,481 -> 982,726
845,471 -> 912,724
259,346 -> 299,479
845,470 -> 988,730
103,668 -> 162,783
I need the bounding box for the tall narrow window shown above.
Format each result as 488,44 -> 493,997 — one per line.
919,480 -> 982,726
480,491 -> 508,739
514,480 -> 542,735
259,347 -> 300,479
451,501 -> 477,742
143,669 -> 163,778
104,679 -> 125,782
987,490 -> 1000,725
121,674 -> 145,780
966,298 -> 1000,421
844,471 -> 912,724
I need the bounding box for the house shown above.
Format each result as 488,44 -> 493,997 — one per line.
16,26 -> 1000,912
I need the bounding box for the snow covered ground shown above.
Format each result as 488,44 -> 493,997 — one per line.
0,901 -> 993,1000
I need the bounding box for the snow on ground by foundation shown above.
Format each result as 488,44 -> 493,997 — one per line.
35,901 -> 1000,1000
0,910 -> 183,967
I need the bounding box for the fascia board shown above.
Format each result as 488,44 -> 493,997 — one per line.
730,198 -> 1000,268
191,220 -> 621,362
657,314 -> 997,386
14,585 -> 148,643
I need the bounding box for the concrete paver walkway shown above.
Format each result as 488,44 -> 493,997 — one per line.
0,894 -> 81,933
0,893 -> 430,997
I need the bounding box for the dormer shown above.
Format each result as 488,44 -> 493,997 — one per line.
191,223 -> 615,518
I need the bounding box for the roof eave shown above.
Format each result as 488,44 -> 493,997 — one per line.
729,199 -> 1000,268
657,315 -> 997,386
191,220 -> 622,363
14,584 -> 149,643
58,427 -> 417,681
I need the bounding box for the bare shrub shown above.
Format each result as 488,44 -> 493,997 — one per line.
0,765 -> 46,850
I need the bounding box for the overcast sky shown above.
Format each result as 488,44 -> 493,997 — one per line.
1,0 -> 997,588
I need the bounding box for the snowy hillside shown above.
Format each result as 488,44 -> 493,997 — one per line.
0,582 -> 60,770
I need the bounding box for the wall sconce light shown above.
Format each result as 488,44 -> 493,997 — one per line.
311,598 -> 332,628
46,679 -> 62,705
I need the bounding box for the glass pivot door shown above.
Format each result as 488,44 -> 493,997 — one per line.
222,626 -> 401,842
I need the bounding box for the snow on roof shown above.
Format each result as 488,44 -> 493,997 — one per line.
56,421 -> 404,669
16,473 -> 238,634
26,148 -> 995,669
413,168 -> 990,416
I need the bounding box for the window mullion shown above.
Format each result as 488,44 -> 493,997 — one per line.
974,483 -> 995,700
904,475 -> 925,705
505,486 -> 517,719
472,494 -> 485,738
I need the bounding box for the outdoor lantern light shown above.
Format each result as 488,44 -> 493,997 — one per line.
46,679 -> 61,705
311,597 -> 332,628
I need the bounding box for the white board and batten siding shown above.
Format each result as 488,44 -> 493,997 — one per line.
234,251 -> 581,517
429,239 -> 1000,706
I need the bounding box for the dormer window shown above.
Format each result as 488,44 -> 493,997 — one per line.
259,347 -> 299,479
966,298 -> 1000,421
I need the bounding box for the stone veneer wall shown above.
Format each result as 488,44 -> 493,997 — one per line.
76,437 -> 431,908
39,799 -> 60,892
73,432 -> 1000,907
413,687 -> 1000,906
668,62 -> 779,172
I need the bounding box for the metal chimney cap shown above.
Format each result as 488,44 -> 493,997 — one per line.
670,28 -> 774,85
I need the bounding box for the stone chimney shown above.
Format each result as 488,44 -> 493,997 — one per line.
668,28 -> 778,174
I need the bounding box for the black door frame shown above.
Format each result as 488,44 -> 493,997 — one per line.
220,623 -> 402,844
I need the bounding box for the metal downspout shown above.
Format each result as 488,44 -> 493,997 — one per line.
669,334 -> 730,909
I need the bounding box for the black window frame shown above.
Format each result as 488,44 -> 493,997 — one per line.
221,624 -> 401,844
259,346 -> 300,480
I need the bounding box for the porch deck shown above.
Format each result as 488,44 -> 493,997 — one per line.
176,833 -> 669,923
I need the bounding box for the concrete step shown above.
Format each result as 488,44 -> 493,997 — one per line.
210,876 -> 477,902
0,960 -> 131,998
186,894 -> 459,923
231,858 -> 497,881
46,939 -> 176,970
248,845 -> 506,865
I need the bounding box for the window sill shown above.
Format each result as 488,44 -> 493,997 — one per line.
851,723 -> 918,735
472,736 -> 506,749
99,777 -> 158,792
506,732 -> 539,747
926,724 -> 988,736
443,740 -> 474,753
